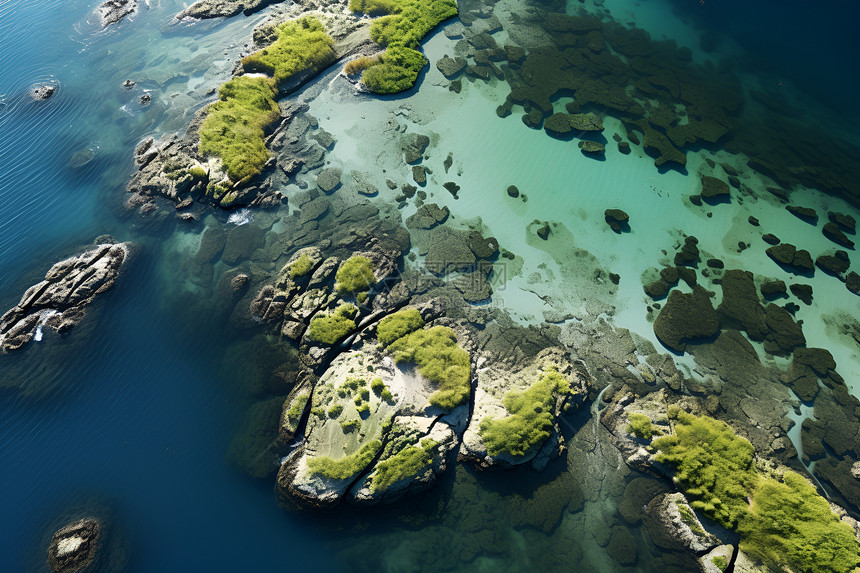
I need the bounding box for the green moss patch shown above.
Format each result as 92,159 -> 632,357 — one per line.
335,256 -> 376,295
285,393 -> 310,426
653,410 -> 860,573
376,308 -> 425,346
627,412 -> 657,439
389,325 -> 470,411
478,367 -> 570,457
370,438 -> 438,491
653,408 -> 756,528
350,0 -> 457,93
307,439 -> 382,480
199,76 -> 280,182
307,304 -> 358,346
289,253 -> 314,278
241,16 -> 335,91
738,472 -> 860,573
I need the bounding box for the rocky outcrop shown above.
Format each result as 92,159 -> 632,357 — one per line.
48,518 -> 101,573
700,176 -> 729,202
823,222 -> 855,249
644,492 -> 722,553
178,0 -> 277,19
604,209 -> 629,233
98,0 -> 136,27
765,243 -> 814,274
459,348 -> 589,470
0,240 -> 132,352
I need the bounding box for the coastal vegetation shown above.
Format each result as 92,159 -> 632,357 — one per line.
199,76 -> 279,182
307,304 -> 358,345
652,409 -> 860,572
288,253 -> 314,278
389,325 -> 470,410
240,17 -> 335,91
478,367 -> 570,457
349,0 -> 458,93
376,308 -> 424,346
198,17 -> 334,184
369,438 -> 438,491
335,256 -> 376,295
627,412 -> 658,440
285,393 -> 310,425
307,439 -> 383,479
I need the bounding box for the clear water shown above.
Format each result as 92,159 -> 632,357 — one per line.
1,0 -> 859,571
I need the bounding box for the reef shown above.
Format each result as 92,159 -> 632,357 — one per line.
98,0 -> 136,27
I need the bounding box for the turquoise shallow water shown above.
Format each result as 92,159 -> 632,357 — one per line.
2,0 -> 860,571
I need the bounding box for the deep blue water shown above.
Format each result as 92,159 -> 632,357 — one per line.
2,0 -> 860,571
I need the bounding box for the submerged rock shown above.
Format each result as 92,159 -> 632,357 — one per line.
578,140 -> 605,155
653,285 -> 719,352
48,518 -> 101,573
436,55 -> 466,78
829,211 -> 856,233
0,241 -> 132,352
700,176 -> 730,202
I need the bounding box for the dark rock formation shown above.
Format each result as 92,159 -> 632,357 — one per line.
0,241 -> 132,352
789,283 -> 813,305
653,285 -> 719,352
829,211 -> 856,233
760,279 -> 787,299
506,185 -> 520,198
786,204 -> 818,224
47,518 -> 100,573
762,233 -> 780,245
30,83 -> 57,100
816,251 -> 850,277
578,140 -> 605,154
847,272 -> 860,296
823,222 -> 855,249
402,133 -> 430,164
673,236 -> 700,267
436,55 -> 466,78
700,176 -> 730,203
405,203 -> 449,230
765,243 -> 814,274
604,209 -> 629,233
316,167 -> 342,193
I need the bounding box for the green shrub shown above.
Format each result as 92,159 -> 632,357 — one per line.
327,403 -> 344,418
711,556 -> 728,572
359,387 -> 370,401
357,402 -> 370,416
361,46 -> 427,94
344,55 -> 382,76
377,308 -> 424,346
370,439 -> 438,491
478,367 -> 570,457
627,412 -> 656,439
738,471 -> 860,573
371,377 -> 385,394
187,166 -> 208,181
349,0 -> 399,15
350,0 -> 457,93
381,388 -> 393,402
653,410 -> 756,529
199,75 -> 280,182
367,0 -> 457,49
340,419 -> 360,433
307,304 -> 358,345
289,253 -> 314,278
354,395 -> 364,406
307,439 -> 382,479
241,17 -> 335,91
388,325 -> 470,410
286,393 -> 309,425
335,256 -> 376,295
